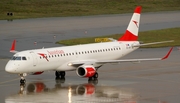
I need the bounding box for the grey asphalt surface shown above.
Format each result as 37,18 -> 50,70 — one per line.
0,11 -> 180,103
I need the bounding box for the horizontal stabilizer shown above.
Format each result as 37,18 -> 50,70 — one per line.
133,40 -> 174,47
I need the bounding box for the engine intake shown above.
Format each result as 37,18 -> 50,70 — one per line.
76,65 -> 96,78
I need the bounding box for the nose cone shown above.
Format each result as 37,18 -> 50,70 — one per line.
5,62 -> 15,73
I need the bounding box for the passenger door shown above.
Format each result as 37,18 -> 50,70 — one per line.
30,51 -> 38,67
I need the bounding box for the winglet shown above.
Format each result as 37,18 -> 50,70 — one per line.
10,40 -> 18,53
161,47 -> 173,60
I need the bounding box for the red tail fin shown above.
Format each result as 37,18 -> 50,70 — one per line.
10,40 -> 16,52
10,40 -> 18,53
118,6 -> 141,41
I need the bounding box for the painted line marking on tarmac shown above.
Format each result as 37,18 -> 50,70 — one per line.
0,78 -> 19,85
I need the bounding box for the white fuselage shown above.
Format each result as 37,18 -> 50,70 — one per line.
5,41 -> 139,74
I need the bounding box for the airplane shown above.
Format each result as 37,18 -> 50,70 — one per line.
5,6 -> 173,84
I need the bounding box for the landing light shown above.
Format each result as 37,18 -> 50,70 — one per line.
68,63 -> 72,66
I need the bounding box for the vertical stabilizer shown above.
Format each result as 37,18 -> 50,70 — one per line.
118,6 -> 141,41
10,40 -> 18,53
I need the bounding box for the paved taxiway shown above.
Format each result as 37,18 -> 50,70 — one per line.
0,11 -> 180,103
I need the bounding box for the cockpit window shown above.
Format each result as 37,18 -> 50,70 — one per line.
22,57 -> 27,60
13,56 -> 21,60
11,56 -> 16,60
16,57 -> 21,60
11,56 -> 27,60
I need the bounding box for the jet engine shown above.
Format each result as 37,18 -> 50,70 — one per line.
76,65 -> 96,77
30,71 -> 44,75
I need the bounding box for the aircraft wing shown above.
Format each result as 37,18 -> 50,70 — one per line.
69,47 -> 173,66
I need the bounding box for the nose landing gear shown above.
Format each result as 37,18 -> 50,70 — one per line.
19,73 -> 27,84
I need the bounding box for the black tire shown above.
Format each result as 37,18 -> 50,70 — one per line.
93,72 -> 98,79
60,71 -> 66,77
55,71 -> 60,77
20,79 -> 26,84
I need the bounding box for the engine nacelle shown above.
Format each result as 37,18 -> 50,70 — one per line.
76,65 -> 96,78
30,71 -> 44,75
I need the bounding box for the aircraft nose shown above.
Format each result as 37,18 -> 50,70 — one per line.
5,65 -> 12,73
5,63 -> 15,73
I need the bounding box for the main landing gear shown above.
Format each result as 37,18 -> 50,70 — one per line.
55,71 -> 65,78
55,71 -> 66,83
88,72 -> 98,84
88,72 -> 98,81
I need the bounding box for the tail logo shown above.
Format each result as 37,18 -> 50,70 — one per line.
133,20 -> 138,28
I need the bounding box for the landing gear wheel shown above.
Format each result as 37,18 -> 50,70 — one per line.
88,72 -> 98,84
88,72 -> 98,81
93,72 -> 98,79
19,73 -> 27,85
60,71 -> 65,78
55,71 -> 66,78
20,79 -> 26,84
55,71 -> 60,77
